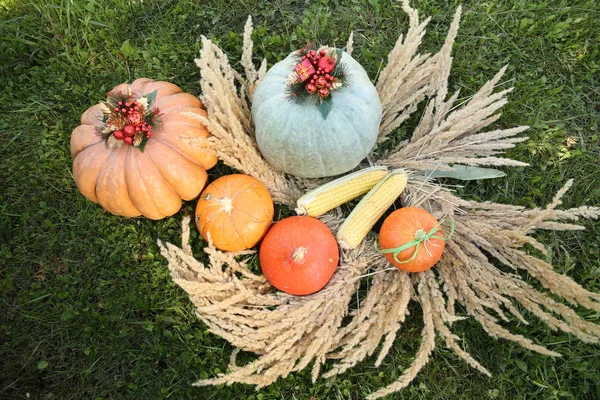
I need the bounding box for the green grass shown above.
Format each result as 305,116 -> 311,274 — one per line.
1,0 -> 599,399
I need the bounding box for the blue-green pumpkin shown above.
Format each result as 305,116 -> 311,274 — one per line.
252,52 -> 382,178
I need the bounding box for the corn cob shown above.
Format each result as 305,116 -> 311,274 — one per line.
295,166 -> 389,217
337,169 -> 408,249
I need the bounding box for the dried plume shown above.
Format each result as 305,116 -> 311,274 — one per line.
380,65 -> 530,172
159,2 -> 600,399
159,214 -> 383,388
377,0 -> 460,143
190,19 -> 300,207
345,30 -> 354,56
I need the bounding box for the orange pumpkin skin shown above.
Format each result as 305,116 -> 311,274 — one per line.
195,174 -> 274,252
70,78 -> 217,220
379,207 -> 445,273
259,216 -> 339,296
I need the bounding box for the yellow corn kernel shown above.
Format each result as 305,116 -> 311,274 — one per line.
337,170 -> 408,249
295,166 -> 389,217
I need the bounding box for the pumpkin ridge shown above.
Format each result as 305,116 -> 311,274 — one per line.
71,125 -> 104,158
110,83 -> 131,97
158,107 -> 207,121
129,78 -> 153,93
218,210 -> 244,249
230,205 -> 271,225
332,108 -> 364,167
150,136 -> 210,169
253,191 -> 276,224
153,134 -> 209,168
154,92 -> 202,112
122,146 -> 142,216
73,142 -> 110,203
142,143 -> 181,198
130,80 -> 150,95
155,104 -> 207,115
314,144 -> 326,177
142,82 -> 183,100
92,144 -> 118,210
199,206 -> 223,230
73,138 -> 103,159
80,104 -> 103,126
224,185 -> 258,202
229,211 -> 253,249
73,139 -> 104,162
157,120 -> 209,132
205,184 -> 225,199
124,146 -> 166,219
122,146 -> 156,216
95,146 -> 140,216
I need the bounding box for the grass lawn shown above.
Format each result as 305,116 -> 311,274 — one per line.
1,0 -> 599,399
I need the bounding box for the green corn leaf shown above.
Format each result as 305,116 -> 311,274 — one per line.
422,164 -> 506,180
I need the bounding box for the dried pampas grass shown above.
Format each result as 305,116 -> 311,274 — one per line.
158,2 -> 600,398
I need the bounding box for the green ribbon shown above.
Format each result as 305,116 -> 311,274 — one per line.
377,218 -> 455,265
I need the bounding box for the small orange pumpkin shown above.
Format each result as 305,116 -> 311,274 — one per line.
70,78 -> 217,220
379,207 -> 446,272
378,207 -> 446,273
259,216 -> 339,296
195,174 -> 274,252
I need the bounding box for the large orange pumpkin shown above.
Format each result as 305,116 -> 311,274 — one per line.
70,78 -> 217,220
378,207 -> 446,272
259,216 -> 339,296
195,174 -> 274,252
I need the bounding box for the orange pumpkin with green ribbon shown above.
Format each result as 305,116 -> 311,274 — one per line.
378,207 -> 452,272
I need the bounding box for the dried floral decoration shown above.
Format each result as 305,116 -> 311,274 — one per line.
158,2 -> 600,399
97,89 -> 160,150
286,45 -> 349,103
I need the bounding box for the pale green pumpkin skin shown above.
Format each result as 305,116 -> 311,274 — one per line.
252,52 -> 382,178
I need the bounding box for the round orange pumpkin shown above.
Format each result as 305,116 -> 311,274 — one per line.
195,174 -> 274,252
259,216 -> 339,296
70,78 -> 217,220
378,207 -> 446,273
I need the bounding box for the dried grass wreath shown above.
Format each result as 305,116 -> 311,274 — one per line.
157,2 -> 600,398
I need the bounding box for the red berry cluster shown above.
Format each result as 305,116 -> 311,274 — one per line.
110,99 -> 157,145
302,50 -> 337,98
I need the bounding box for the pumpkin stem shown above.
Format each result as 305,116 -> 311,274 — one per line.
414,229 -> 428,241
219,197 -> 234,215
292,247 -> 308,263
414,228 -> 438,257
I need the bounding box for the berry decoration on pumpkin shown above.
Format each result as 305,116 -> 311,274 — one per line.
286,45 -> 348,103
98,87 -> 161,151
